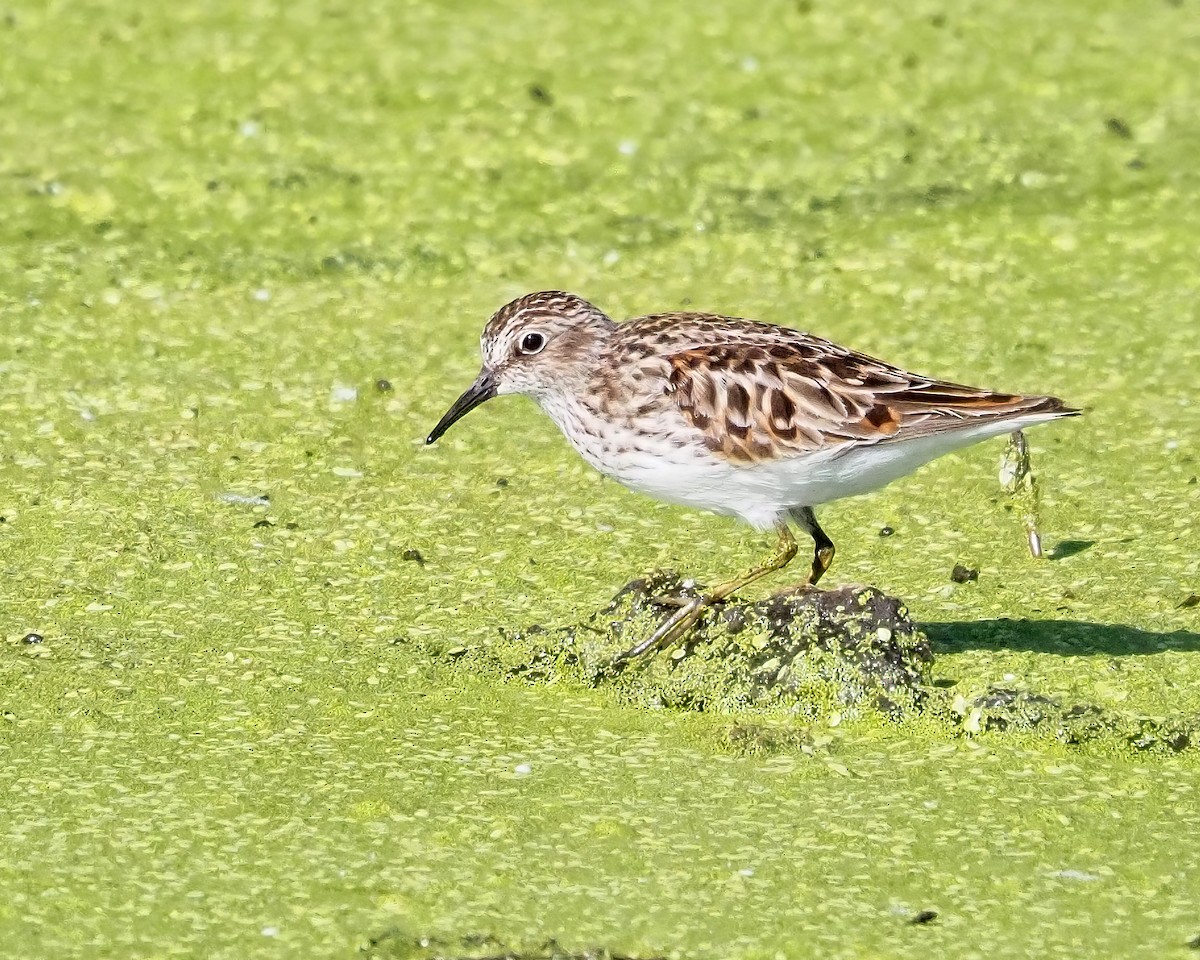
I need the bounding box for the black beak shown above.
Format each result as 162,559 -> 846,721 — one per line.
426,370 -> 498,444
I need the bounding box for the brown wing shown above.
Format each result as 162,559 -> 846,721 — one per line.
664,335 -> 1074,465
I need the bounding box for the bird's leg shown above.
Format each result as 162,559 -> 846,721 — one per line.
784,505 -> 835,588
614,522 -> 798,662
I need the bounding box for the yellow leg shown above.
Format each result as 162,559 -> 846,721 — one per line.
615,522 -> 799,662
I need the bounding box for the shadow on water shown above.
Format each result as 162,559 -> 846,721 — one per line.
924,619 -> 1200,657
1046,539 -> 1096,560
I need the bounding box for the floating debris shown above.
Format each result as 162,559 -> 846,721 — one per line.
950,564 -> 978,584
1000,429 -> 1044,558
217,492 -> 270,506
1051,869 -> 1100,882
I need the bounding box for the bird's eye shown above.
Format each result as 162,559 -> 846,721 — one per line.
519,331 -> 547,354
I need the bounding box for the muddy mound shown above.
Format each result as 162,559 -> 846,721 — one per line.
457,571 -> 933,717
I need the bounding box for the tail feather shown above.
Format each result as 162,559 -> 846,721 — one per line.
888,391 -> 1080,443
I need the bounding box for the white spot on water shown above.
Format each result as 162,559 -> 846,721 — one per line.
618,139 -> 638,156
240,120 -> 261,138
332,466 -> 363,478
514,762 -> 532,776
330,384 -> 358,403
217,492 -> 270,506
252,288 -> 271,302
1052,869 -> 1100,882
741,55 -> 759,72
261,926 -> 279,937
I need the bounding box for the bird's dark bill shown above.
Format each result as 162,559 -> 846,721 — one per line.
426,370 -> 497,444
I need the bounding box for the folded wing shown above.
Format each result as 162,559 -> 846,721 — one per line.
664,336 -> 1075,465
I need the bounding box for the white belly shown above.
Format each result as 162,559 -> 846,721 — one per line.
600,425 -> 1052,531
538,393 -> 1056,531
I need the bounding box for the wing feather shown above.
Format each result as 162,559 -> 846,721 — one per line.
660,331 -> 1074,464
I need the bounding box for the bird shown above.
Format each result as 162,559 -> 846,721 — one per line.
426,291 -> 1079,660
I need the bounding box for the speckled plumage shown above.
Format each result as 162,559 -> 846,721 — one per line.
427,290 -> 1079,656
432,290 -> 1076,526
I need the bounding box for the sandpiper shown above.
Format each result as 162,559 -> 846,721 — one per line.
427,291 -> 1078,659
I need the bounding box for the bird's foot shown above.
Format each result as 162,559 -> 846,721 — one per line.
611,593 -> 710,667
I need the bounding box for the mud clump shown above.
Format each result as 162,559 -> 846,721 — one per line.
972,686 -> 1066,729
484,571 -> 933,718
966,685 -> 1196,753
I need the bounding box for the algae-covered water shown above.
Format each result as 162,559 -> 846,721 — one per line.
2,0 -> 1199,957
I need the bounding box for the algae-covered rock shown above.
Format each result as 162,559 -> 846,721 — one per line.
469,572 -> 933,718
